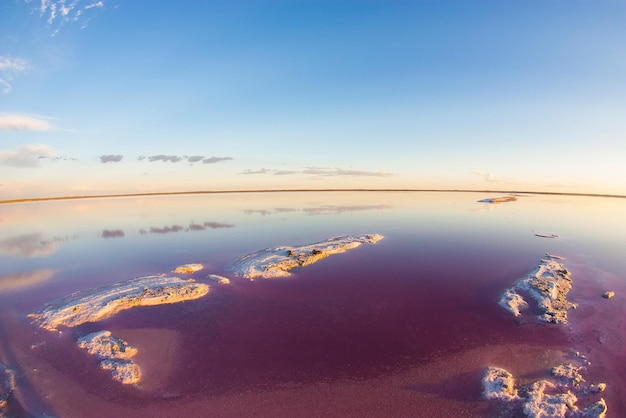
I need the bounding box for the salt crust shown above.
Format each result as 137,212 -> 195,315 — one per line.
77,330 -> 140,385
535,233 -> 559,239
30,275 -> 209,331
173,264 -> 204,274
207,274 -> 230,284
230,234 -> 384,279
483,367 -> 519,401
483,365 -> 608,418
1,362 -> 16,409
479,195 -> 518,204
499,255 -> 577,324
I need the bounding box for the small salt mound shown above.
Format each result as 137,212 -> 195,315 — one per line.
478,196 -> 517,204
483,367 -> 519,400
78,330 -> 140,385
173,263 -> 204,274
207,274 -> 230,284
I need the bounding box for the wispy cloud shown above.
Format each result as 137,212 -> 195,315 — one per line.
0,144 -> 59,168
242,168 -> 272,175
99,154 -> 123,163
148,154 -> 183,163
203,156 -> 233,164
0,56 -> 30,94
30,0 -> 106,34
137,155 -> 233,164
471,170 -> 502,182
187,155 -> 204,163
241,166 -> 393,177
302,167 -> 393,177
0,114 -> 54,131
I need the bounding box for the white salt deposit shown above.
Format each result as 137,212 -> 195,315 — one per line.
499,255 -> 576,324
483,367 -> 519,400
523,380 -> 578,418
1,362 -> 16,410
173,264 -> 204,274
483,366 -> 607,418
499,289 -> 528,317
30,275 -> 209,331
207,274 -> 230,284
77,330 -> 140,385
230,234 -> 384,279
534,233 -> 559,239
479,196 -> 518,204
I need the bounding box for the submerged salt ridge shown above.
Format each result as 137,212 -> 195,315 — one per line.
77,330 -> 140,385
499,254 -> 576,324
1,362 -> 16,413
30,275 -> 209,331
230,234 -> 384,279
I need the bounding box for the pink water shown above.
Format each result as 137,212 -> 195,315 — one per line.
0,192 -> 624,416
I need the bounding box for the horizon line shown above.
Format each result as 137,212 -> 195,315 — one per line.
1,189 -> 625,205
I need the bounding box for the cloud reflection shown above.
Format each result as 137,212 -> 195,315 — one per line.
101,229 -> 125,238
0,233 -> 61,257
138,221 -> 234,235
0,269 -> 55,293
243,204 -> 392,216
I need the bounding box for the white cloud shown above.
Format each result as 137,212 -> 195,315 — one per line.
302,167 -> 393,177
0,144 -> 58,167
0,114 -> 55,131
471,171 -> 503,182
241,166 -> 393,177
27,0 -> 106,33
0,56 -> 30,94
84,1 -> 104,10
242,168 -> 272,175
136,155 -> 233,164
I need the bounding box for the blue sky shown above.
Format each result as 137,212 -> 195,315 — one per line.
1,0 -> 625,199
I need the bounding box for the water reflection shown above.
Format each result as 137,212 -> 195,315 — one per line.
101,229 -> 125,239
0,192 -> 624,416
138,221 -> 234,235
0,233 -> 61,258
243,204 -> 392,217
0,269 -> 55,293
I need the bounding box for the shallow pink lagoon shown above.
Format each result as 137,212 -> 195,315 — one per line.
1,192 -> 624,417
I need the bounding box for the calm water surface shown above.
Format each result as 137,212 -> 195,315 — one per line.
1,192 -> 624,417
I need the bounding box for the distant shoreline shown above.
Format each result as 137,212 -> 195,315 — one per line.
1,189 -> 625,205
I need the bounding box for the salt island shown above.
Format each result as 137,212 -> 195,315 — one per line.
499,254 -> 576,324
78,330 -> 140,385
230,234 -> 384,279
30,275 -> 209,331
